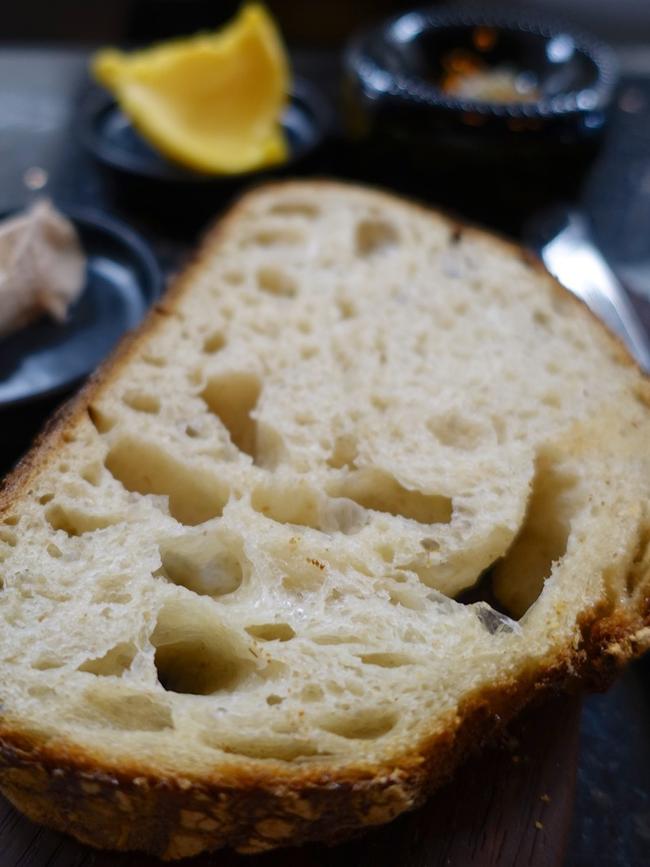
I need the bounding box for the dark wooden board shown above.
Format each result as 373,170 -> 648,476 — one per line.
0,695 -> 580,867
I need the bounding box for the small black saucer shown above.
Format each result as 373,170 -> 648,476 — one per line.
0,207 -> 162,408
80,77 -> 330,185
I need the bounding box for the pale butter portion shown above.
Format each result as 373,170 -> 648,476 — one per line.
0,199 -> 86,338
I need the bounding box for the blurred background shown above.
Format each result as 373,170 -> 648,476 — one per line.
3,0 -> 650,45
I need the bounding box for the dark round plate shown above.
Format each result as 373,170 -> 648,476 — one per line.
0,207 -> 162,409
79,77 -> 329,184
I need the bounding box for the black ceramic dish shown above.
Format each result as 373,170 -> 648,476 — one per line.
344,7 -> 618,165
79,77 -> 331,187
0,207 -> 162,408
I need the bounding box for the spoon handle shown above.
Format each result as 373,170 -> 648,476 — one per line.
540,211 -> 650,373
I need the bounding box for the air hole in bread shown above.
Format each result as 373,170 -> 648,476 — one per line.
301,684 -> 324,702
45,504 -> 119,537
326,435 -> 358,470
390,571 -> 408,584
282,565 -> 325,594
320,710 -> 396,740
200,372 -> 261,460
249,228 -> 304,247
336,298 -> 359,320
38,493 -> 54,505
533,309 -> 550,328
427,412 -> 487,450
330,469 -> 452,526
2,515 -> 18,526
77,684 -> 173,731
202,331 -> 226,354
27,685 -> 56,699
152,599 -> 256,696
385,584 -> 426,611
626,525 -> 650,596
485,456 -> 576,618
541,392 -> 562,409
81,463 -> 103,487
251,483 -> 366,535
123,391 -> 161,414
204,733 -> 320,761
453,562 -> 521,628
105,437 -> 228,525
253,420 -> 287,469
0,527 -> 17,547
371,395 -> 389,414
632,382 -> 650,410
87,405 -> 115,434
336,297 -> 357,320
44,504 -> 76,534
269,201 -> 318,218
32,656 -> 64,671
374,335 -> 388,364
311,634 -> 356,646
91,575 -> 131,605
491,416 -> 507,445
187,367 -> 204,388
245,623 -> 295,642
223,270 -> 244,286
355,219 -> 399,257
47,543 -> 62,559
377,543 -> 394,563
266,694 -> 283,706
300,344 -> 318,360
359,653 -> 414,668
292,409 -> 314,428
159,531 -> 245,597
141,352 -> 167,367
257,266 -> 297,298
78,641 -> 137,677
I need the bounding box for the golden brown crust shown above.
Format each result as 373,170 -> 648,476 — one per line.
0,180 -> 649,859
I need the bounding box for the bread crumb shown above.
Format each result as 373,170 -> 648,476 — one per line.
535,820 -> 544,830
540,793 -> 551,803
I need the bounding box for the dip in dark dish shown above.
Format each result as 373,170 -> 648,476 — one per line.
344,8 -> 618,166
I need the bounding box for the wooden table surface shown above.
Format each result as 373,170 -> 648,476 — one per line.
0,695 -> 581,867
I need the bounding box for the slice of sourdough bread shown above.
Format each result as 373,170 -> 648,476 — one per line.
0,182 -> 649,859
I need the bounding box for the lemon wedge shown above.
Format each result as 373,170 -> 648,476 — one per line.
92,4 -> 290,175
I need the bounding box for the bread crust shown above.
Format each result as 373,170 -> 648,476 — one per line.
0,181 -> 649,859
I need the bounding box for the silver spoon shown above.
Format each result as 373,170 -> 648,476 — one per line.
526,208 -> 650,373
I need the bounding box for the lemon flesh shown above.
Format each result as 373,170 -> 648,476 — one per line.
92,4 -> 290,175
